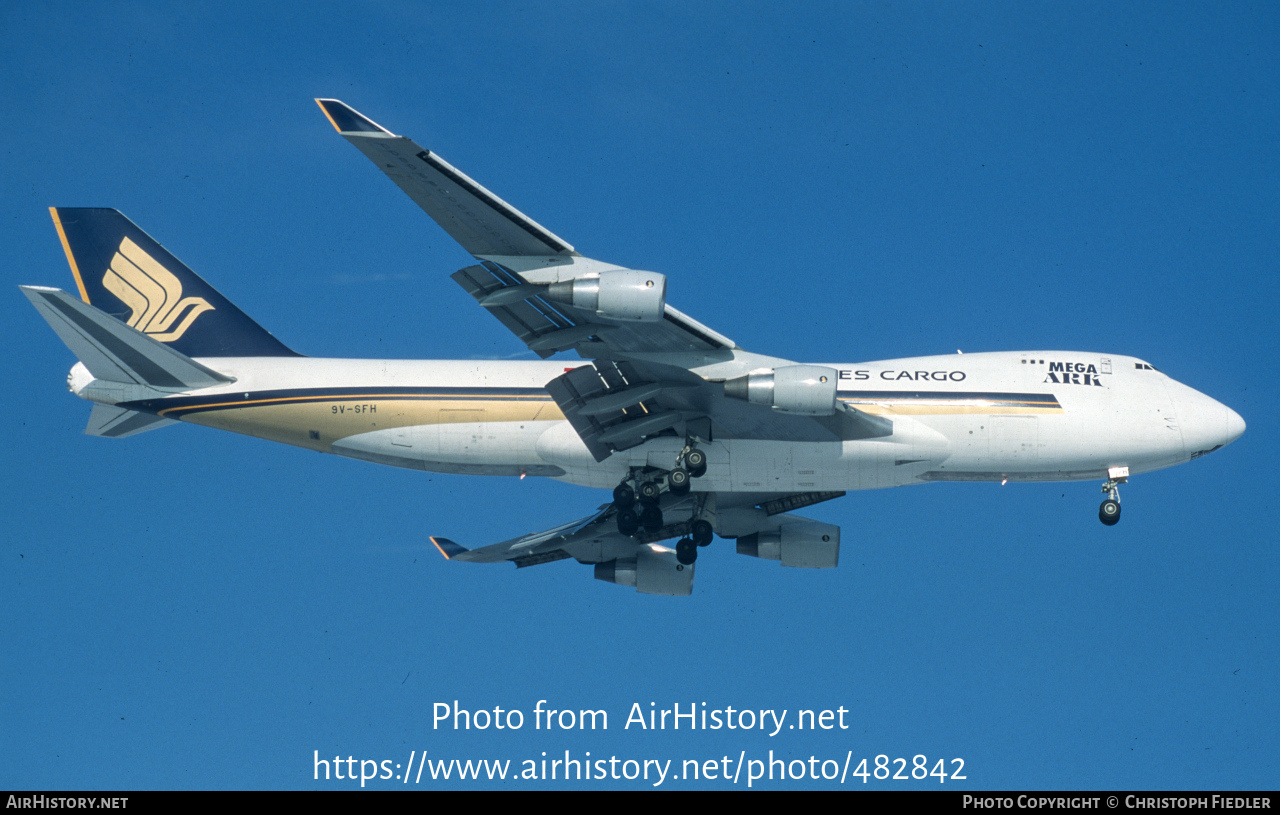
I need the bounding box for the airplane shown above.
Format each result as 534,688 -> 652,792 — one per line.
21,99 -> 1246,596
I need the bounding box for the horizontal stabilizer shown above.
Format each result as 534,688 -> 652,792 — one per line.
20,286 -> 234,389
85,404 -> 177,438
317,99 -> 573,259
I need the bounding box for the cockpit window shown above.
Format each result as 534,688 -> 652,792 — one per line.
1133,362 -> 1159,372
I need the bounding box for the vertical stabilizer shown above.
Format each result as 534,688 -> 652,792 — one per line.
49,208 -> 299,358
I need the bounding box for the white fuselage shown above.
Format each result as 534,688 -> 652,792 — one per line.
82,349 -> 1243,495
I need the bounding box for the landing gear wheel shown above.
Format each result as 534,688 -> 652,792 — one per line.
638,480 -> 662,504
676,537 -> 698,565
617,508 -> 640,536
640,504 -> 664,533
613,483 -> 635,507
690,519 -> 714,546
1099,499 -> 1121,526
685,448 -> 708,477
668,468 -> 691,494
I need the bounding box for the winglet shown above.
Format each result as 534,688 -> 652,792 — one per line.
315,99 -> 393,135
429,537 -> 469,560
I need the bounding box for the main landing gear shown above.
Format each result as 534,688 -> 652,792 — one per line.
613,443 -> 713,564
613,476 -> 666,536
664,445 -> 707,496
674,518 -> 713,566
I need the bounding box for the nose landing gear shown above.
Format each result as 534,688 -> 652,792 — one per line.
1099,497 -> 1121,525
1099,469 -> 1127,526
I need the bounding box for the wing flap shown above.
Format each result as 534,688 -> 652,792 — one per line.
454,261 -> 734,357
451,263 -> 583,359
544,360 -> 693,461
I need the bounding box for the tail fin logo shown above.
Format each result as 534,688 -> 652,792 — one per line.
102,237 -> 214,341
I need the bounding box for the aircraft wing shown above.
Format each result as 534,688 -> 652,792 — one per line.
431,506 -> 610,566
320,100 -> 890,458
317,99 -> 737,359
430,492 -> 844,584
316,99 -> 573,259
430,494 -> 704,567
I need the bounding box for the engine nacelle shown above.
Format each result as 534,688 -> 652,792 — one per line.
545,270 -> 666,323
723,365 -> 838,415
593,543 -> 694,595
736,520 -> 840,568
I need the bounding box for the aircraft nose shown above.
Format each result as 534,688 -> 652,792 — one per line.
1172,383 -> 1244,457
1225,405 -> 1246,444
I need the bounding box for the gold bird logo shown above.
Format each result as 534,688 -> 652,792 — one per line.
103,237 -> 214,341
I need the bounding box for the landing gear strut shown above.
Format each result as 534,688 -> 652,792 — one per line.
1099,476 -> 1124,526
612,471 -> 715,564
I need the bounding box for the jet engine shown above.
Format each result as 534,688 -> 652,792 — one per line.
593,543 -> 694,595
545,270 -> 666,323
723,365 -> 839,415
736,520 -> 841,568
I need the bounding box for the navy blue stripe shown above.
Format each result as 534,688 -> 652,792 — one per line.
122,385 -> 555,417
839,390 -> 1061,406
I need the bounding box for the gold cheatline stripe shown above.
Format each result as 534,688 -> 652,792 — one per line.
315,99 -> 342,133
429,538 -> 453,560
49,208 -> 90,303
157,391 -> 552,417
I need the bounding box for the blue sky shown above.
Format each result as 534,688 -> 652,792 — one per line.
2,2 -> 1276,790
